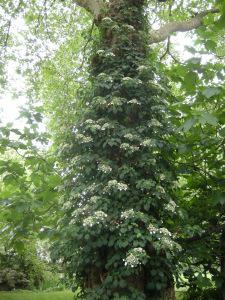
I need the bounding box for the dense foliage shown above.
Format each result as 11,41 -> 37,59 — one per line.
53,1 -> 180,299
0,245 -> 45,291
0,0 -> 225,299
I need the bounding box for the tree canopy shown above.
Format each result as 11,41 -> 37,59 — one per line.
0,0 -> 225,299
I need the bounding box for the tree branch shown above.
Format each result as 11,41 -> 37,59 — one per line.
73,0 -> 105,18
149,8 -> 220,44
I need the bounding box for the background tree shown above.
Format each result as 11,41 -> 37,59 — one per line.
0,0 -> 224,299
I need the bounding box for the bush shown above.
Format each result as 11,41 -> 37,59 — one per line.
0,246 -> 45,291
184,288 -> 222,300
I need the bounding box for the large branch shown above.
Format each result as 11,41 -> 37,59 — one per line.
149,8 -> 219,44
74,0 -> 105,18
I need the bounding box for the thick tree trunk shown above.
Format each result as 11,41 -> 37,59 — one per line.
85,0 -> 177,298
58,0 -> 177,298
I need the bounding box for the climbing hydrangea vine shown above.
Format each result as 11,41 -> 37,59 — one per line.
53,0 -> 180,299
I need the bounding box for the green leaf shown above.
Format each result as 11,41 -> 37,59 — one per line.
205,40 -> 217,51
181,118 -> 196,132
200,112 -> 218,126
183,71 -> 198,93
212,192 -> 225,205
202,87 -> 221,99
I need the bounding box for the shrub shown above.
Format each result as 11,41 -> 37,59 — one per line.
0,246 -> 45,291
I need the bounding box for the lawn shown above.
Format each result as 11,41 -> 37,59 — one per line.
0,290 -> 185,300
0,291 -> 74,300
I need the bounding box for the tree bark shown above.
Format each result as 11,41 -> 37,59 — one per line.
85,0 -> 177,298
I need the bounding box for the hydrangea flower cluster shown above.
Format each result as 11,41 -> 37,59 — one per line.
124,248 -> 148,268
106,180 -> 128,192
83,211 -> 108,228
98,163 -> 112,173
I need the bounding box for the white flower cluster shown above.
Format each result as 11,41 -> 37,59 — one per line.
123,24 -> 135,31
148,224 -> 172,238
96,50 -> 104,55
98,73 -> 114,83
124,133 -> 138,141
90,195 -> 100,204
83,211 -> 108,228
120,143 -> 139,152
159,174 -> 166,181
71,207 -> 86,218
124,248 -> 147,268
165,200 -> 177,213
148,224 -> 157,235
85,119 -> 94,124
76,134 -> 93,143
137,65 -> 148,72
122,76 -> 133,82
102,122 -> 114,130
141,139 -> 155,147
102,17 -> 113,24
107,180 -> 128,191
159,237 -> 174,250
156,185 -> 166,194
109,97 -> 123,106
96,49 -> 115,58
128,99 -> 141,105
122,77 -> 142,85
94,96 -> 107,106
69,207 -> 87,225
63,201 -> 73,210
105,52 -> 115,57
121,209 -> 135,219
148,118 -> 162,128
98,163 -> 112,173
148,158 -> 157,165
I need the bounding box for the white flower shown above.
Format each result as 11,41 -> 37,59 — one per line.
120,143 -> 139,152
76,134 -> 93,143
63,201 -> 72,210
124,248 -> 147,268
121,209 -> 135,219
137,65 -> 148,72
158,227 -> 172,237
85,119 -> 94,124
124,133 -> 137,141
83,211 -> 107,228
141,139 -> 154,147
97,50 -> 105,55
122,77 -> 132,82
149,118 -> 162,127
102,17 -> 113,23
109,97 -> 123,106
159,174 -> 166,181
148,224 -> 157,235
156,185 -> 165,194
98,164 -> 112,173
165,200 -> 177,213
128,99 -> 141,105
90,196 -> 100,203
123,24 -> 135,31
105,52 -> 115,57
107,180 -> 128,191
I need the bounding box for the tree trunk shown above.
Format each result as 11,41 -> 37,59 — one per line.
58,0 -> 178,298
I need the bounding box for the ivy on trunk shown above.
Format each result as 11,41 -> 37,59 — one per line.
54,0 -> 179,299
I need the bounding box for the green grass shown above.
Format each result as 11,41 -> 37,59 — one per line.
0,290 -> 185,300
0,290 -> 74,300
